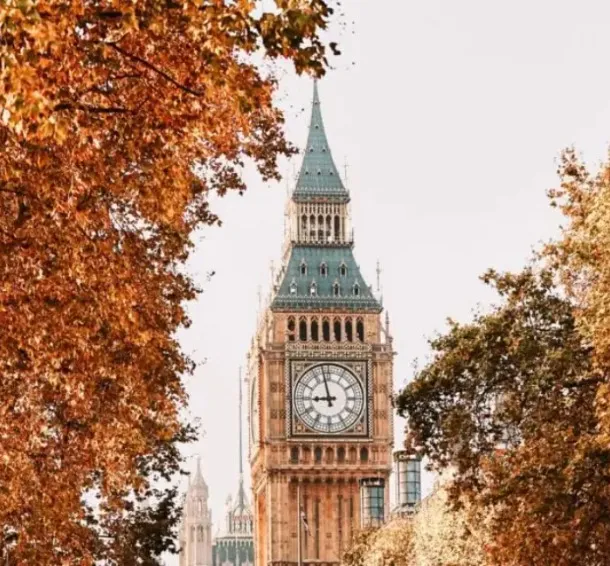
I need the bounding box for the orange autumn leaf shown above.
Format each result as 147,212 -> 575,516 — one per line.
0,0 -> 339,563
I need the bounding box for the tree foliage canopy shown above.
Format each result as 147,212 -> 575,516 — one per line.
396,266 -> 610,566
341,488 -> 486,566
549,149 -> 610,447
0,1 -> 338,563
342,520 -> 413,566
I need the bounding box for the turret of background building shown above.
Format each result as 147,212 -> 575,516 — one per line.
179,458 -> 213,566
391,450 -> 422,517
212,371 -> 254,566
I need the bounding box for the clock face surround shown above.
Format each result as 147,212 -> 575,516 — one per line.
293,363 -> 364,434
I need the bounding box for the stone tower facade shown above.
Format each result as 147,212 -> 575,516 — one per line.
179,459 -> 213,566
213,372 -> 255,566
248,82 -> 394,566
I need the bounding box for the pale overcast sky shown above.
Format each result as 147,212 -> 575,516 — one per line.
169,0 -> 610,562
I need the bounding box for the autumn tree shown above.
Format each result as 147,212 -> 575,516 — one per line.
342,527 -> 381,566
549,149 -> 610,456
0,1 -> 339,563
342,519 -> 413,566
341,486 -> 487,566
396,268 -> 610,566
96,422 -> 198,566
410,484 -> 488,566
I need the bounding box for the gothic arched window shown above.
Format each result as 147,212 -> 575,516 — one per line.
356,318 -> 364,342
314,447 -> 322,463
333,282 -> 340,297
334,215 -> 340,241
353,282 -> 360,296
360,447 -> 369,463
311,319 -> 319,341
322,318 -> 330,341
299,318 -> 307,341
333,318 -> 342,342
320,262 -> 328,277
300,260 -> 307,276
338,447 -> 346,463
345,319 -> 353,342
349,447 -> 357,463
339,262 -> 347,277
290,446 -> 299,464
288,317 -> 296,342
310,281 -> 317,296
290,280 -> 297,295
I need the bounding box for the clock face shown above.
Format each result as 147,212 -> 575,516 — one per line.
293,363 -> 364,434
250,376 -> 259,444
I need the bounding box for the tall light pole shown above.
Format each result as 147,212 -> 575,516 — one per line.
297,483 -> 302,566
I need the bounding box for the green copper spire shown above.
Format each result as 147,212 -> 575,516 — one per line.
271,81 -> 380,313
293,81 -> 348,200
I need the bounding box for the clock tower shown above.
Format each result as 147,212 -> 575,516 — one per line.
248,82 -> 394,566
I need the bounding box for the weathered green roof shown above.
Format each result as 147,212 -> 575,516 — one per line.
271,246 -> 381,312
293,82 -> 349,201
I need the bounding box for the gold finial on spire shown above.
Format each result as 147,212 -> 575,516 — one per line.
313,77 -> 320,105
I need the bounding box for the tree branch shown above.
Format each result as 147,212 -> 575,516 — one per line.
107,43 -> 204,97
563,376 -> 604,389
54,102 -> 132,114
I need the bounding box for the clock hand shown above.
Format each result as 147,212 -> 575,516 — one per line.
313,395 -> 337,403
321,366 -> 333,407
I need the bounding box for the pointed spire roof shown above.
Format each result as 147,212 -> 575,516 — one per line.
293,81 -> 348,201
222,370 -> 253,537
236,368 -> 247,509
191,456 -> 207,490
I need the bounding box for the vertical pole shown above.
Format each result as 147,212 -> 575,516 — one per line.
297,483 -> 302,566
